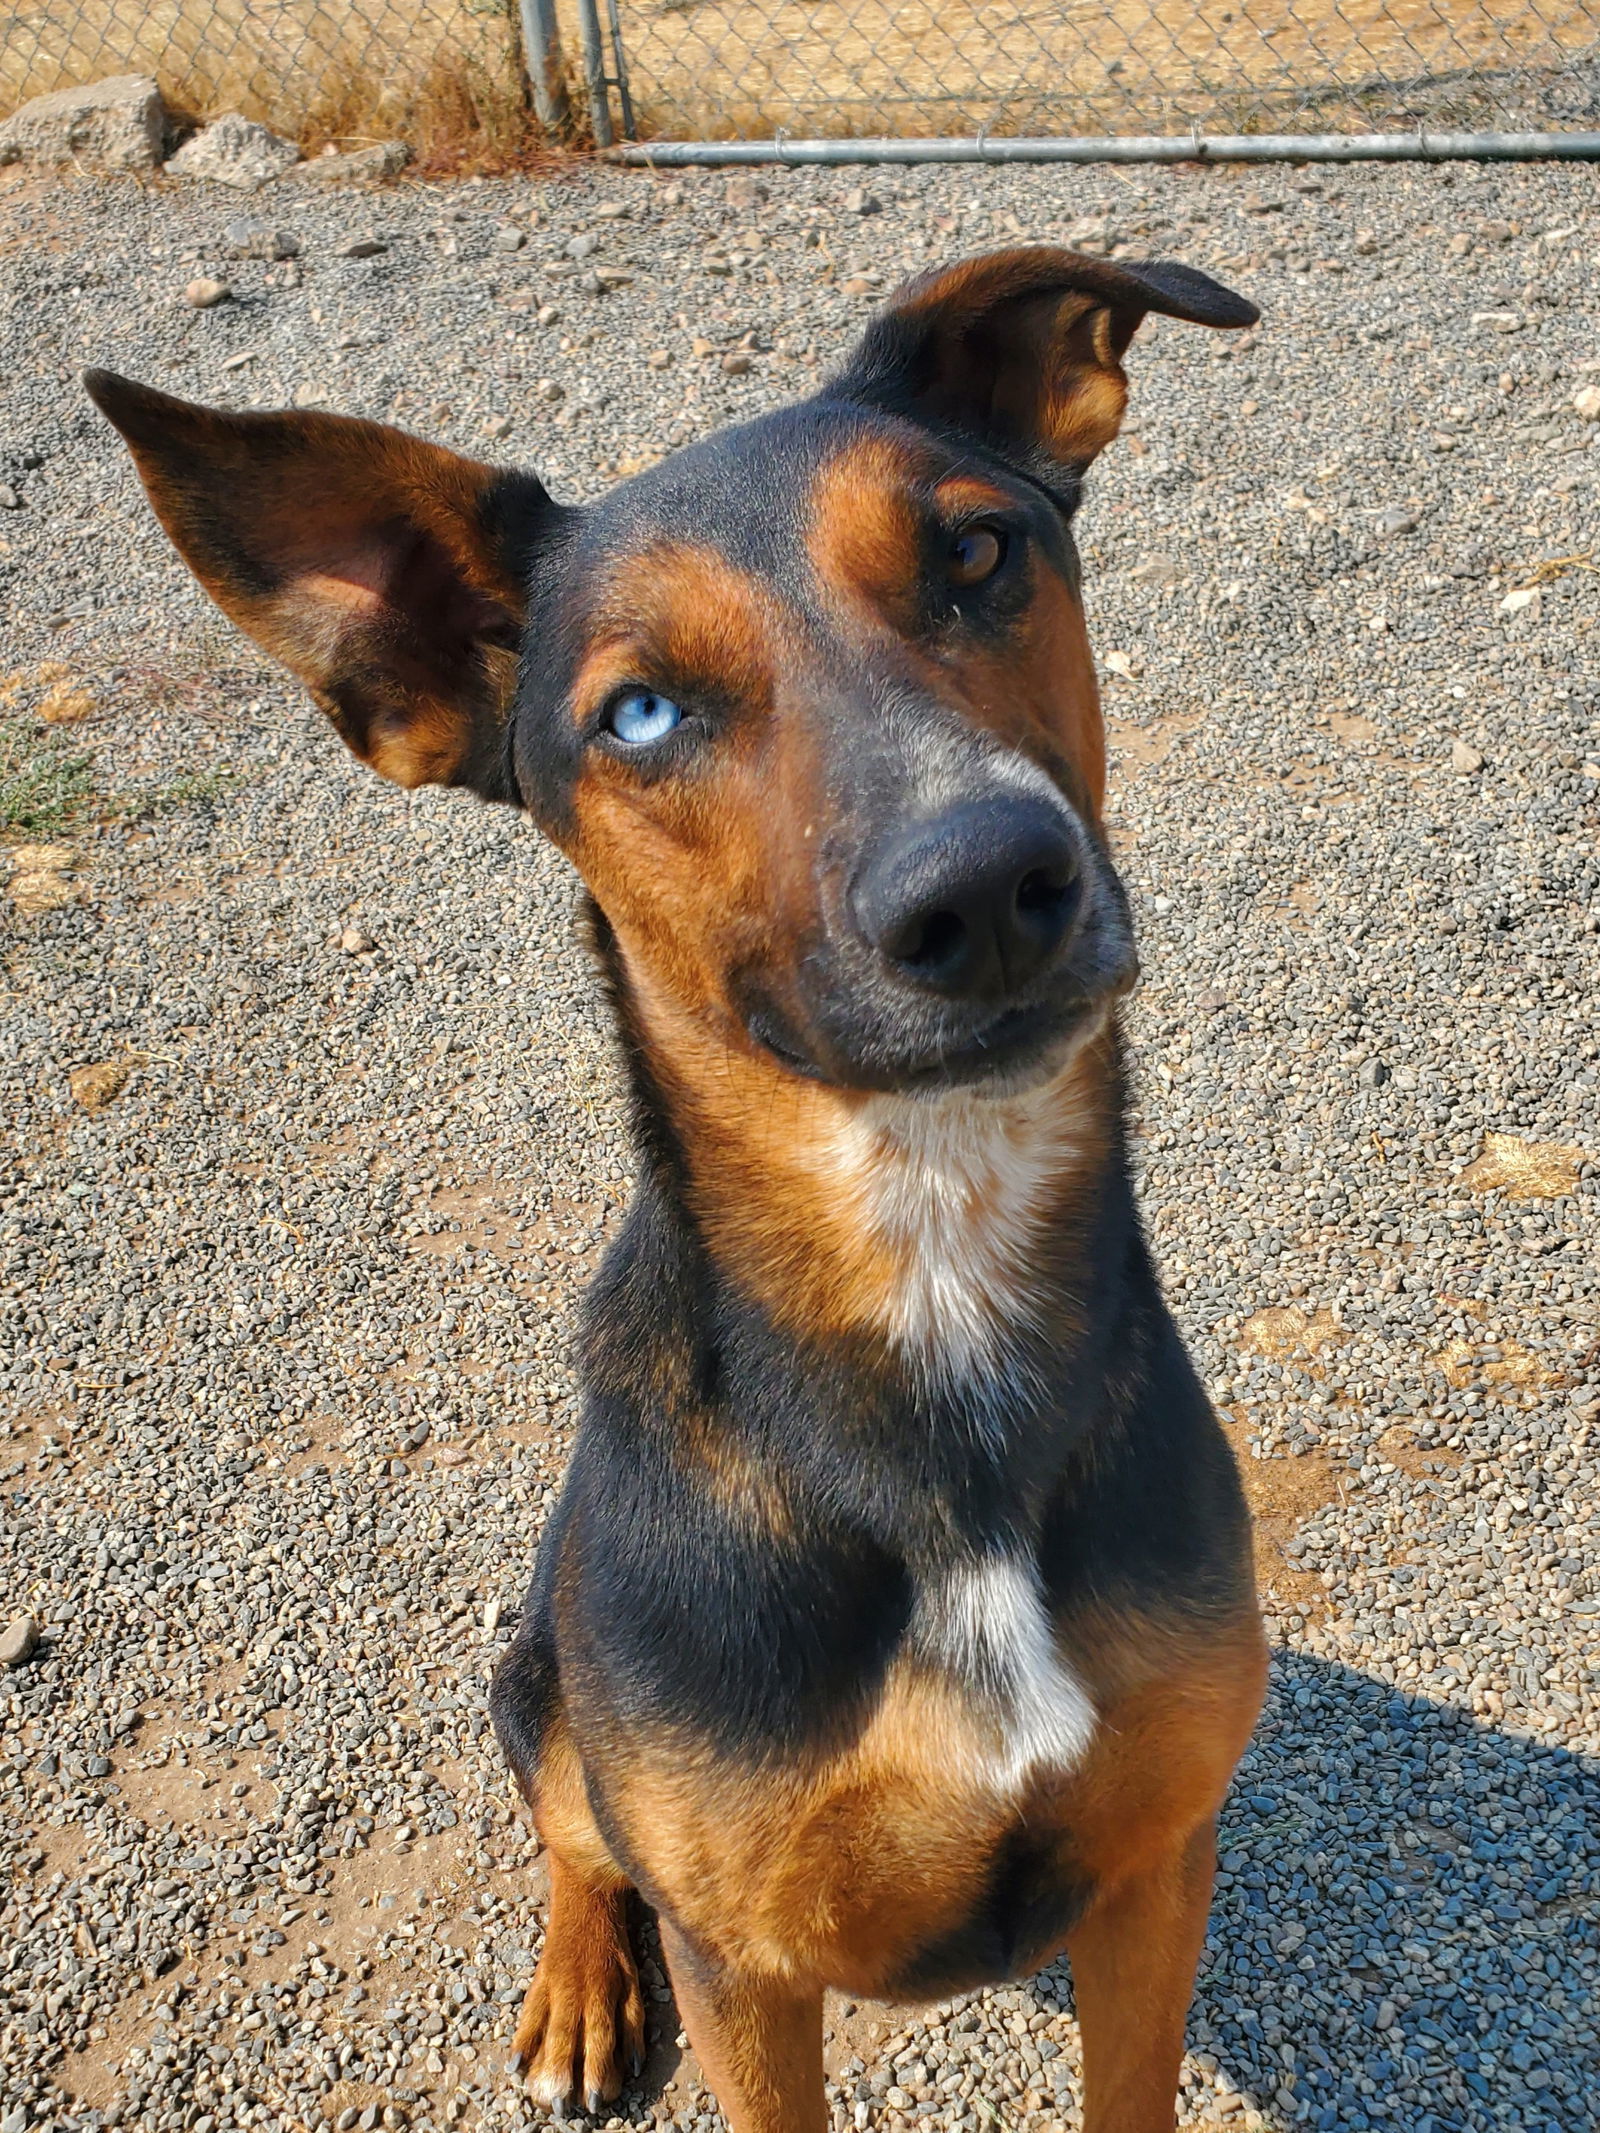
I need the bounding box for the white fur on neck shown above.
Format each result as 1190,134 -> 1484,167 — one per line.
916,1554 -> 1097,1788
830,1060 -> 1093,1382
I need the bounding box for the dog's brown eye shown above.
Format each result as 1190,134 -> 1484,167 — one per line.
946,525 -> 1006,587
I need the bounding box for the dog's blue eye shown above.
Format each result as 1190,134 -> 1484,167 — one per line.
606,689 -> 682,745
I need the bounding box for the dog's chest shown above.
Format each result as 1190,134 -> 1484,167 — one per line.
909,1554 -> 1096,1792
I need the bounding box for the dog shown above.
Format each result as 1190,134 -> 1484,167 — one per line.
87,244 -> 1267,2133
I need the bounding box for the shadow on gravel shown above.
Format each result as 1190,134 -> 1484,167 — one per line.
1174,1650 -> 1597,2132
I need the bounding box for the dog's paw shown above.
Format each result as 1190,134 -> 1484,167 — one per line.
512,1938 -> 647,2116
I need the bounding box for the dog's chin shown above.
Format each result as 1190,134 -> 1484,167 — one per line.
889,995 -> 1113,1099
749,991 -> 1117,1099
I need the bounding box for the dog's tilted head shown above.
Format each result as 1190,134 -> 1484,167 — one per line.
86,248 -> 1254,1098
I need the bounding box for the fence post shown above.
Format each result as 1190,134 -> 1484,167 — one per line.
518,0 -> 571,134
573,0 -> 615,147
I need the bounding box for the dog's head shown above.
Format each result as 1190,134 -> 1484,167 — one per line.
88,249 -> 1253,1099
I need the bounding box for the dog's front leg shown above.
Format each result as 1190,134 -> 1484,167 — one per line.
660,1923 -> 826,2133
513,1849 -> 646,2115
1066,1815 -> 1218,2133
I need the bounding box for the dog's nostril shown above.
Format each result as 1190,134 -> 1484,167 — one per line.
894,907 -> 967,974
1015,867 -> 1070,919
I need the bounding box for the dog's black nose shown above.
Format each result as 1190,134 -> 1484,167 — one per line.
855,795 -> 1080,1001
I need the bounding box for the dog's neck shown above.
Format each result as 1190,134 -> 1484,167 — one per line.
608,948 -> 1125,1392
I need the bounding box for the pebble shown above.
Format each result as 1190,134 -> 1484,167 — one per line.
0,1615 -> 40,1666
338,924 -> 375,953
1451,738 -> 1487,774
1376,504 -> 1420,536
336,237 -> 387,260
222,217 -> 299,260
0,483 -> 18,509
2,154 -> 1596,2133
183,276 -> 231,308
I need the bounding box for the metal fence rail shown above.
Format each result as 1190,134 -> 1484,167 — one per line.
4,0 -> 1600,155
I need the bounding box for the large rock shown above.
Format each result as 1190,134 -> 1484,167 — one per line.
165,112 -> 300,188
0,74 -> 166,172
290,140 -> 410,185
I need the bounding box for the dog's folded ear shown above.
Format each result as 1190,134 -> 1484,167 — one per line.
838,247 -> 1257,479
84,371 -> 565,797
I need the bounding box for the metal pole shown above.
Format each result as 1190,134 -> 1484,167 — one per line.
573,0 -> 614,149
609,129 -> 1600,166
603,0 -> 637,141
517,0 -> 570,135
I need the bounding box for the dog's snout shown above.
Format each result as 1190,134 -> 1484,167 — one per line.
854,795 -> 1080,1002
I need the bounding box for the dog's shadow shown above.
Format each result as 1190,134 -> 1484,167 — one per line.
1026,1650 -> 1599,2132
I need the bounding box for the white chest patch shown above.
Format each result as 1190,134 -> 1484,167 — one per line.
831,1076 -> 1089,1383
914,1554 -> 1096,1791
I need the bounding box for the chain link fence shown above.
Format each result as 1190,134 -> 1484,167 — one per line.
607,0 -> 1600,144
4,0 -> 1600,151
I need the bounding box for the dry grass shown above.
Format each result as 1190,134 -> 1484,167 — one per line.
3,0 -> 1597,152
0,0 -> 551,161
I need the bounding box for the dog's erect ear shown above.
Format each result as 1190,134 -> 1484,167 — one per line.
838,247 -> 1257,477
84,370 -> 566,796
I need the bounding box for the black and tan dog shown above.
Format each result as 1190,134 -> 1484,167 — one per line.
87,245 -> 1267,2133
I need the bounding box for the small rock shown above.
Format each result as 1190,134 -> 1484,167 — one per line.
1499,586 -> 1540,618
483,414 -> 512,440
0,1617 -> 40,1667
1451,739 -> 1486,775
70,1060 -> 133,1112
842,187 -> 882,215
290,140 -> 409,185
184,276 -> 232,309
840,277 -> 876,296
1103,649 -> 1140,681
566,233 -> 599,261
85,1754 -> 112,1778
336,237 -> 388,260
493,225 -> 525,252
1129,555 -> 1181,585
292,384 -> 323,407
646,349 -> 672,369
221,217 -> 299,260
165,113 -> 300,189
721,351 -> 753,375
339,925 -> 375,954
0,74 -> 166,173
0,483 -> 18,510
1358,1057 -> 1389,1089
1572,384 -> 1600,421
1376,505 -> 1420,537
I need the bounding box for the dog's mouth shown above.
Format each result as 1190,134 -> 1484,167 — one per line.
746,974 -> 1128,1097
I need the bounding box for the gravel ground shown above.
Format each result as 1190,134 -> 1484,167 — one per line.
2,150 -> 1599,2133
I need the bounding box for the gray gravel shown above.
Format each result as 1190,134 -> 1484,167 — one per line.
2,151 -> 1599,2133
